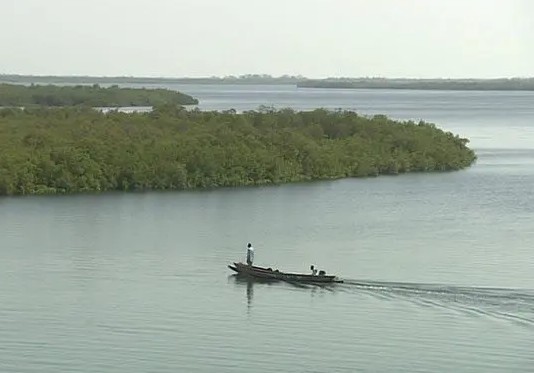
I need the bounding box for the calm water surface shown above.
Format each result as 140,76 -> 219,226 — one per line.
1,85 -> 533,372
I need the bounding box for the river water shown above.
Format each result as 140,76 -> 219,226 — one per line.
1,84 -> 533,372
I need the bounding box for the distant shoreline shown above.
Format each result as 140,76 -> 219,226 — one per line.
0,74 -> 304,86
2,74 -> 534,91
297,78 -> 534,91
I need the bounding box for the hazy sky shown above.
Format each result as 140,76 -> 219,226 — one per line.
2,0 -> 532,78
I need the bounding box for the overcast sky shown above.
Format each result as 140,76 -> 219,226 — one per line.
2,0 -> 532,78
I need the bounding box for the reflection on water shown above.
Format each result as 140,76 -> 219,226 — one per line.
228,275 -> 277,313
229,273 -> 342,314
228,275 -> 256,312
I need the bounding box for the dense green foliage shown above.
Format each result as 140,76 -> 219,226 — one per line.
297,78 -> 534,91
0,83 -> 198,107
0,106 -> 476,195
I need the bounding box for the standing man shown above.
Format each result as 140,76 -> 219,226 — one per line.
246,243 -> 254,266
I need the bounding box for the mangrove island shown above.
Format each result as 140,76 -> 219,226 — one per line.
0,105 -> 476,196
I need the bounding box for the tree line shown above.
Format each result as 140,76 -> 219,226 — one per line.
4,75 -> 534,90
297,78 -> 534,91
0,83 -> 198,107
1,74 -> 306,86
0,105 -> 476,196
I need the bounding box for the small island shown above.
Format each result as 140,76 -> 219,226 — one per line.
0,83 -> 198,107
0,105 -> 476,196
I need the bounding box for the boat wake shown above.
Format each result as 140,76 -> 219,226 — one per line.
230,274 -> 534,326
341,279 -> 534,326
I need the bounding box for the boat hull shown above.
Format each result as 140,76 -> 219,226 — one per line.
228,262 -> 343,283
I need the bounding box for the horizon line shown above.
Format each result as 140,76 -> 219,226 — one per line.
1,73 -> 533,81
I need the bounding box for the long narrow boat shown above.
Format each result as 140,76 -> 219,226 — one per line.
228,262 -> 343,283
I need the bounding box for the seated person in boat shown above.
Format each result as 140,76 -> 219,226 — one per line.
246,243 -> 254,265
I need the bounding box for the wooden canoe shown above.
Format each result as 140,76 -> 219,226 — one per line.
228,262 -> 343,283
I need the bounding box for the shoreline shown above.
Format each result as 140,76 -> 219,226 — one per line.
2,74 -> 534,91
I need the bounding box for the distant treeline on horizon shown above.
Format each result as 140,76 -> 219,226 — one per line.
0,74 -> 306,85
297,77 -> 534,91
1,74 -> 534,90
